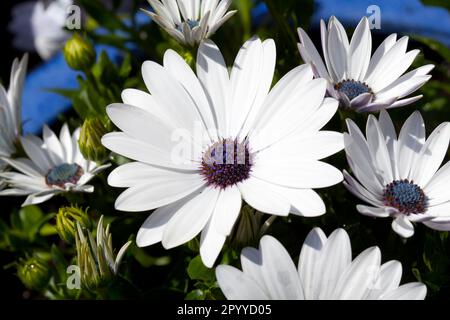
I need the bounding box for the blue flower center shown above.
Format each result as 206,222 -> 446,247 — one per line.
176,19 -> 200,31
335,80 -> 371,101
46,163 -> 83,188
201,139 -> 253,189
383,180 -> 427,215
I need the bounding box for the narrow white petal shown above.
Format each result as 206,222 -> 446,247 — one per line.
162,187 -> 219,249
216,265 -> 268,300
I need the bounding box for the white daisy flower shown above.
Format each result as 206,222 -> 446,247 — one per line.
9,0 -> 72,60
143,0 -> 237,46
297,16 -> 434,112
0,124 -> 110,206
216,228 -> 427,300
0,54 -> 28,169
102,37 -> 344,267
344,110 -> 450,237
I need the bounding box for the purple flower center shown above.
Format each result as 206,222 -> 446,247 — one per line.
335,79 -> 372,101
200,139 -> 253,189
46,163 -> 84,188
383,179 -> 427,215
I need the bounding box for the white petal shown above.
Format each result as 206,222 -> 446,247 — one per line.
316,229 -> 352,299
327,16 -> 349,80
42,125 -> 64,166
200,218 -> 226,267
162,187 -> 219,249
211,186 -> 242,236
251,157 -> 343,189
102,132 -> 198,170
298,228 -> 328,299
114,175 -> 205,212
356,205 -> 393,218
367,260 -> 402,299
410,122 -> 450,186
136,198 -> 188,247
297,27 -> 330,80
20,136 -> 52,172
108,162 -> 198,188
397,111 -> 425,179
163,49 -> 217,140
391,216 -> 415,238
380,282 -> 426,300
366,115 -> 393,184
259,235 -> 304,299
334,247 -> 381,299
348,17 -> 371,80
216,265 -> 268,300
197,40 -> 229,137
238,177 -> 291,215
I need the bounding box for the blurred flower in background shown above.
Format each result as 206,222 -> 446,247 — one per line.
143,0 -> 237,46
9,0 -> 72,60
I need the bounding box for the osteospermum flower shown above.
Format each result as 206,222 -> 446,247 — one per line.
102,37 -> 344,267
344,110 -> 450,237
297,16 -> 433,112
0,124 -> 110,206
9,0 -> 72,60
216,228 -> 427,300
144,0 -> 236,46
0,54 -> 28,169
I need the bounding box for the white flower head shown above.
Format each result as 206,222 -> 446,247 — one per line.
144,0 -> 237,46
0,124 -> 110,206
297,16 -> 434,112
344,110 -> 450,237
9,0 -> 72,60
102,37 -> 344,267
0,54 -> 28,168
216,228 -> 427,300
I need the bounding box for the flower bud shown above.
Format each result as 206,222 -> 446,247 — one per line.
17,257 -> 51,290
75,216 -> 131,290
78,118 -> 109,163
56,206 -> 92,243
229,205 -> 262,249
63,33 -> 96,71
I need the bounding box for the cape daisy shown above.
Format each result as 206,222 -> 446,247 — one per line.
297,16 -> 433,112
216,228 -> 427,300
0,54 -> 28,170
144,0 -> 236,46
102,37 -> 344,267
0,124 -> 110,206
344,110 -> 450,237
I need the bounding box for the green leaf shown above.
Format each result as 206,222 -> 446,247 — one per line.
421,0 -> 450,11
411,35 -> 450,61
185,289 -> 206,300
187,256 -> 215,283
78,0 -> 128,31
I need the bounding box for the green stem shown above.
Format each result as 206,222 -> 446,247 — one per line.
264,0 -> 298,52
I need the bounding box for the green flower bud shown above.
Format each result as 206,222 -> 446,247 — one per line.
63,33 -> 96,71
229,205 -> 263,250
17,257 -> 51,290
75,216 -> 131,291
78,118 -> 109,163
56,206 -> 92,243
